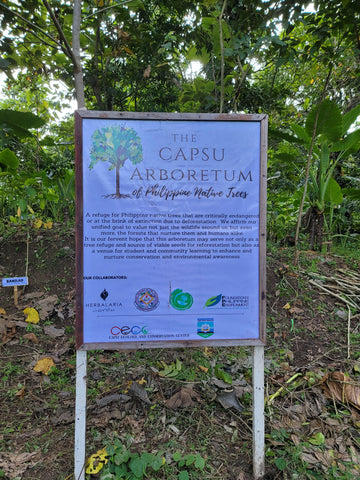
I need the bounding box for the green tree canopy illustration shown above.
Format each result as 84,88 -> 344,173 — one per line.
90,125 -> 143,198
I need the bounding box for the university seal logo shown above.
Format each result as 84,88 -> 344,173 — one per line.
135,288 -> 159,312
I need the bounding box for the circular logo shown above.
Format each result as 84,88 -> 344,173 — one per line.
170,288 -> 193,310
135,288 -> 159,312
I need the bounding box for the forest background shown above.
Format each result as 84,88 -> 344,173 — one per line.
0,0 -> 360,248
1,1 -> 360,479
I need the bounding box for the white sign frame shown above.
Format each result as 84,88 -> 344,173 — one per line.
75,111 -> 267,350
74,111 -> 267,480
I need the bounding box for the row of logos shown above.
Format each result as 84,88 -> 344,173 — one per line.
97,287 -> 249,312
109,318 -> 215,338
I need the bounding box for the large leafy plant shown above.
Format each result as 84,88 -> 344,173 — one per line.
280,100 -> 360,250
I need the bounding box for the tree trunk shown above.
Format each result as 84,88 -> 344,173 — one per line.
316,211 -> 324,251
72,0 -> 86,109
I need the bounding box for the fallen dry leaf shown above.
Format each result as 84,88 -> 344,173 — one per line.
216,390 -> 244,412
0,313 -> 17,344
129,380 -> 151,404
165,387 -> 201,409
0,315 -> 7,334
0,451 -> 39,477
289,306 -> 304,315
24,332 -> 39,344
33,357 -> 55,375
36,295 -> 58,317
43,324 -> 64,338
15,386 -> 26,400
321,371 -> 360,410
198,365 -> 209,373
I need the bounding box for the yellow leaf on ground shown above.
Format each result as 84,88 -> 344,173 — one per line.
33,357 -> 55,375
0,308 -> 7,315
198,365 -> 209,373
23,307 -> 40,324
32,219 -> 42,229
85,448 -> 109,474
283,302 -> 291,310
42,221 -> 53,229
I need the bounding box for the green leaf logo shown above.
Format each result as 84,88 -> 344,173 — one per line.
205,294 -> 222,307
170,289 -> 193,310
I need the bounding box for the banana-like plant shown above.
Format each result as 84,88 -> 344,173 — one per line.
285,100 -> 360,250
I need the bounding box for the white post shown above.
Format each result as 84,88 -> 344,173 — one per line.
75,349 -> 87,480
252,345 -> 265,479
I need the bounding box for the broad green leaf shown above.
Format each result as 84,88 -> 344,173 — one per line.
0,109 -> 45,130
129,454 -> 146,477
178,471 -> 190,480
319,142 -> 330,174
186,45 -> 209,65
342,104 -> 360,134
331,129 -> 360,154
150,454 -> 164,471
305,99 -> 342,142
19,198 -> 27,212
184,454 -> 195,466
271,35 -> 287,46
275,457 -> 287,471
173,451 -> 182,462
342,187 -> 360,200
114,448 -> 130,465
215,366 -> 232,384
100,472 -> 116,480
195,454 -> 205,470
0,149 -> 19,170
308,432 -> 325,446
291,124 -> 311,144
114,463 -> 127,475
324,177 -> 343,205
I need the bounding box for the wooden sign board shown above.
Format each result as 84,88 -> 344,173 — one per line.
75,111 -> 267,350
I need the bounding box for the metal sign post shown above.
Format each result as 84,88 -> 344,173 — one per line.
74,350 -> 87,480
253,345 -> 265,478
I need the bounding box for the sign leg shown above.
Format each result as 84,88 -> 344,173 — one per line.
14,286 -> 18,306
75,350 -> 87,480
252,345 -> 265,479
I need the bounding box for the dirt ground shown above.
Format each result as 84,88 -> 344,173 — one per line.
0,226 -> 360,480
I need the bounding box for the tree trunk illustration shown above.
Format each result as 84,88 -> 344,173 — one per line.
115,163 -> 120,198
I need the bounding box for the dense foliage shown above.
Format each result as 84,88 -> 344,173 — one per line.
0,0 -> 359,250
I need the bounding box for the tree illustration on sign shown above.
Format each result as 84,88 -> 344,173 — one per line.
90,125 -> 143,198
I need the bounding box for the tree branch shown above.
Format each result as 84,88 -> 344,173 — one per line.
42,0 -> 76,65
0,2 -> 66,54
72,0 -> 86,109
219,0 -> 227,113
